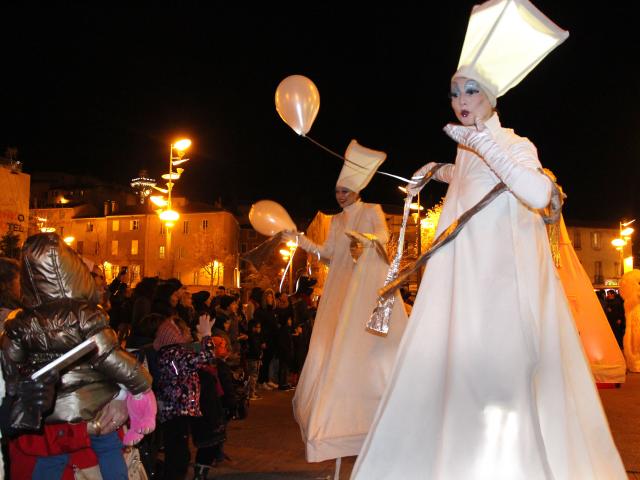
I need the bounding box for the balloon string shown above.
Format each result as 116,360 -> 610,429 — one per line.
304,135 -> 416,185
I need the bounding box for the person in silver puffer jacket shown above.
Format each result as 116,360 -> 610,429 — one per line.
1,233 -> 151,479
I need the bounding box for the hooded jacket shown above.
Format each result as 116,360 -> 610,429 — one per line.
1,233 -> 151,427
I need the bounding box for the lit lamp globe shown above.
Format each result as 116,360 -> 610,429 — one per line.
621,227 -> 635,237
150,196 -> 168,207
160,209 -> 180,228
611,238 -> 626,249
174,139 -> 191,152
63,236 -> 75,245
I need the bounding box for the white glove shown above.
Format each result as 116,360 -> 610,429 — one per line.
295,233 -> 320,256
407,162 -> 438,196
443,119 -> 552,209
196,313 -> 213,338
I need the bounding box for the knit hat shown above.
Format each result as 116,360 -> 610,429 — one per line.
153,318 -> 192,350
219,295 -> 236,310
454,0 -> 569,106
192,290 -> 211,306
336,140 -> 386,193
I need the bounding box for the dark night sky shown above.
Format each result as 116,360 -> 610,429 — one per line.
1,4 -> 638,225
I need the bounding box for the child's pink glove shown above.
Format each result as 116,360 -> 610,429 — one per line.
122,390 -> 157,446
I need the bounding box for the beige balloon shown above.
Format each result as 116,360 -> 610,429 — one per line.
249,200 -> 297,237
275,75 -> 320,136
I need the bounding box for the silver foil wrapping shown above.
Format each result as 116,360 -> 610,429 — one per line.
366,164 -> 444,335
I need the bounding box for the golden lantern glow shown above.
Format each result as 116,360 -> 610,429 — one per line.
162,168 -> 184,181
280,249 -> 291,258
159,209 -> 180,223
174,139 -> 191,152
611,238 -> 626,248
285,240 -> 298,249
410,203 -> 424,211
624,256 -> 634,273
63,236 -> 75,245
150,195 -> 168,207
621,227 -> 635,237
40,227 -> 56,233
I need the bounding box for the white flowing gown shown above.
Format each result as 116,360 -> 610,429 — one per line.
293,200 -> 408,462
351,114 -> 626,479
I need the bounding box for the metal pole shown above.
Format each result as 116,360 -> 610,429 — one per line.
166,145 -> 174,277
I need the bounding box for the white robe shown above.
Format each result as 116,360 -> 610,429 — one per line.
351,115 -> 626,479
293,200 -> 409,462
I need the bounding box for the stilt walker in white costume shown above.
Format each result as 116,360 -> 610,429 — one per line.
351,1 -> 627,479
285,140 -> 409,474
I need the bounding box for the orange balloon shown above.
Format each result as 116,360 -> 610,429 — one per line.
275,75 -> 320,136
249,200 -> 297,237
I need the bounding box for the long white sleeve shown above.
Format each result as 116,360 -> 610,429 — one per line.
433,164 -> 455,184
444,124 -> 551,210
297,216 -> 338,263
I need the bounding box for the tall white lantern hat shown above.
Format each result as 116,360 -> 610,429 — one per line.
455,0 -> 569,106
336,140 -> 387,193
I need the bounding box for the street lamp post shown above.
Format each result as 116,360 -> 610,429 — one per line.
611,219 -> 635,279
156,139 -> 191,277
280,241 -> 298,293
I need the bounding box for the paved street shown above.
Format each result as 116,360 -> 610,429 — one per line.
200,374 -> 640,479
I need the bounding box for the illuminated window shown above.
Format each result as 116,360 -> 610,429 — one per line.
112,220 -> 119,232
202,219 -> 209,231
86,222 -> 94,232
159,246 -> 165,259
160,223 -> 165,235
130,220 -> 140,231
111,240 -> 118,256
591,232 -> 601,250
131,240 -> 139,255
179,246 -> 186,258
183,221 -> 189,234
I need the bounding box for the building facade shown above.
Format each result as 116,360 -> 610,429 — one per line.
30,202 -> 240,289
564,223 -> 631,288
0,164 -> 30,248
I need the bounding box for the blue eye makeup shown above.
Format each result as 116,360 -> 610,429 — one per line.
448,84 -> 461,99
464,80 -> 481,96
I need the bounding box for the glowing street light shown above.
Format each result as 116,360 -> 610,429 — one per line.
150,196 -> 168,207
63,236 -> 75,245
158,138 -> 192,276
611,219 -> 635,277
611,238 -> 626,248
174,139 -> 192,152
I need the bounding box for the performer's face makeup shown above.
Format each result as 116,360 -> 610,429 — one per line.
335,186 -> 358,209
449,77 -> 493,126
